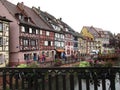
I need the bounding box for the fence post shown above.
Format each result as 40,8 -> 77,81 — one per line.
2,70 -> 6,90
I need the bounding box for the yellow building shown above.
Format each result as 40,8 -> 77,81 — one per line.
81,26 -> 112,54
81,26 -> 94,39
81,26 -> 101,54
78,36 -> 87,56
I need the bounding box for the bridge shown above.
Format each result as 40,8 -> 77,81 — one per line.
0,67 -> 120,90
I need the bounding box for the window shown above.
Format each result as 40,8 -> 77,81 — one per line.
32,28 -> 36,34
48,41 -> 51,46
65,27 -> 68,31
40,30 -> 42,35
0,37 -> 2,46
29,28 -> 32,33
55,41 -> 60,47
44,41 -> 52,46
51,24 -> 61,31
31,40 -> 36,46
55,33 -> 57,38
23,39 -> 29,46
51,41 -> 53,46
6,24 -> 9,31
61,42 -> 64,47
25,27 -> 29,33
19,14 -> 23,20
3,24 -> 9,31
61,34 -> 64,39
24,54 -> 29,60
0,23 -> 3,31
36,29 -> 39,34
58,42 -> 61,47
46,31 -> 49,36
54,41 -> 57,46
51,24 -> 56,30
44,41 -> 48,46
21,26 -> 25,32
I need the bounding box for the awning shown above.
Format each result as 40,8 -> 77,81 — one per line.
56,49 -> 65,52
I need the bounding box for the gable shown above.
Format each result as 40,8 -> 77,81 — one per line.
81,27 -> 94,39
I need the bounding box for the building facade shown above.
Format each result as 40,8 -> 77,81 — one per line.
0,16 -> 11,67
81,26 -> 113,54
0,0 -> 54,65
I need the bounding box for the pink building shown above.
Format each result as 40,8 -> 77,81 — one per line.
0,16 -> 11,67
0,0 -> 54,66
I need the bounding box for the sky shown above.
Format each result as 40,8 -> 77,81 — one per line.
7,0 -> 120,34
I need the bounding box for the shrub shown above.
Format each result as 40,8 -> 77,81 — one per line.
27,62 -> 39,68
54,59 -> 62,66
17,64 -> 27,68
79,61 -> 90,67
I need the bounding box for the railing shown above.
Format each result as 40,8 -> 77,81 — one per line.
98,53 -> 119,60
0,67 -> 120,90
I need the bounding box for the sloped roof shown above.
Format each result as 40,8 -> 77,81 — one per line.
83,26 -> 113,39
40,12 -> 65,33
1,0 -> 35,27
59,20 -> 80,36
1,0 -> 51,30
116,33 -> 120,38
32,6 -> 80,36
0,16 -> 12,22
20,4 -> 51,30
1,0 -> 20,15
83,26 -> 100,38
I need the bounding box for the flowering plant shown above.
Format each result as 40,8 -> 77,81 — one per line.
54,59 -> 62,66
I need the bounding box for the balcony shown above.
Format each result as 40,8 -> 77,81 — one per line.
0,67 -> 120,90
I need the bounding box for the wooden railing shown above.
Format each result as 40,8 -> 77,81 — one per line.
0,67 -> 120,90
98,53 -> 119,60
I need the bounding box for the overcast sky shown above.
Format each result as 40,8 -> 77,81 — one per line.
7,0 -> 120,34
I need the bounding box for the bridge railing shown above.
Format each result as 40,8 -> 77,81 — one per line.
0,67 -> 120,90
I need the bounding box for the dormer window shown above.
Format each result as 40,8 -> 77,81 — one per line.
19,15 -> 22,20
65,28 -> 69,32
24,17 -> 31,22
51,24 -> 61,31
15,13 -> 23,20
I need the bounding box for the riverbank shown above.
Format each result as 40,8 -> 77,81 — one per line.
60,62 -> 80,67
60,58 -> 120,67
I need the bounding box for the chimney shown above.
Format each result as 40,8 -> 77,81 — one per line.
38,6 -> 40,11
59,18 -> 62,21
17,2 -> 24,11
32,7 -> 40,15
